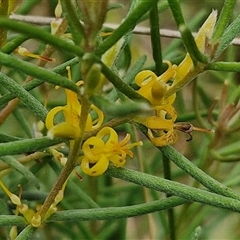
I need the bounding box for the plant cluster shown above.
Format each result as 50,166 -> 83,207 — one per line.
1,0 -> 240,239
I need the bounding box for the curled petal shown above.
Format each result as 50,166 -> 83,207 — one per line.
81,155 -> 109,176
45,106 -> 64,130
82,137 -> 105,162
155,105 -> 177,122
118,133 -> 131,147
91,105 -> 104,130
96,127 -> 118,143
47,122 -> 80,139
135,70 -> 157,88
135,71 -> 157,101
158,60 -> 177,83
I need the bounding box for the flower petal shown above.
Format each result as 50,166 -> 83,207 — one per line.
45,106 -> 64,130
81,155 -> 109,176
82,137 -> 105,162
47,122 -> 80,139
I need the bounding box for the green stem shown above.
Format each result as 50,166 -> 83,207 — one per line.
0,72 -> 48,121
0,215 -> 26,226
216,13 -> 240,57
95,0 -> 158,56
162,155 -> 176,240
12,108 -> 33,138
90,54 -> 148,102
160,145 -> 240,200
0,57 -> 79,106
15,225 -> 36,240
212,0 -> 236,42
167,0 -> 185,27
206,61 -> 240,72
48,195 -> 188,222
167,0 -> 208,64
1,34 -> 29,53
0,52 -> 79,94
0,18 -> 84,57
149,2 -> 163,75
1,156 -> 40,188
60,0 -> 85,45
0,136 -> 64,156
106,165 -> 240,212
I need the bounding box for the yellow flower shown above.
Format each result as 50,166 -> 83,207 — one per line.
46,67 -> 104,139
146,105 -> 178,146
167,10 -> 217,96
134,11 -> 217,146
135,60 -> 177,107
80,127 -> 142,176
134,61 -> 179,146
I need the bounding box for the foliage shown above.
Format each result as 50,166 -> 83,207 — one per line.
0,0 -> 240,239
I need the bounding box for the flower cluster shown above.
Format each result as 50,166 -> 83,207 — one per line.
134,61 -> 179,146
46,67 -> 141,176
81,127 -> 142,176
134,11 -> 217,146
45,11 -> 217,177
45,67 -> 104,140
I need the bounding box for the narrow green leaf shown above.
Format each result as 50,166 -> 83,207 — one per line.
90,95 -> 150,117
216,13 -> 240,57
61,0 -> 85,45
167,0 -> 208,64
149,2 -> 163,75
1,156 -> 40,189
0,52 -> 79,93
90,54 -> 148,102
0,57 -> 79,106
0,72 -> 48,121
123,55 -> 147,84
96,0 -> 158,56
0,18 -> 83,57
48,195 -> 187,222
212,0 -> 236,42
106,165 -> 240,212
0,215 -> 26,226
206,61 -> 240,72
0,134 -> 22,142
0,136 -> 64,156
12,108 -> 34,138
179,24 -> 208,64
167,0 -> 185,27
1,34 -> 29,53
136,124 -> 240,201
160,145 -> 240,201
15,225 -> 36,240
16,0 -> 41,15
